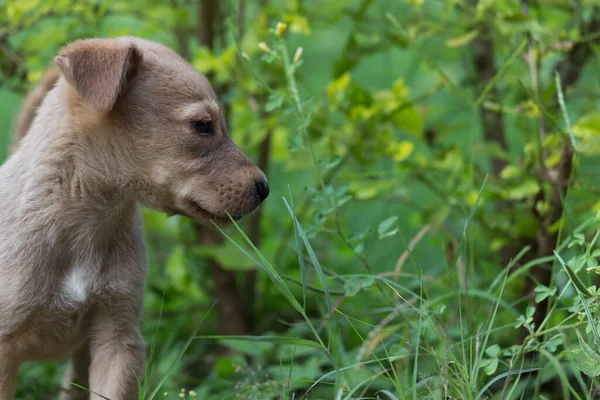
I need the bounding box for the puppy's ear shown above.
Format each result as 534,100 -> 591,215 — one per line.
54,39 -> 141,114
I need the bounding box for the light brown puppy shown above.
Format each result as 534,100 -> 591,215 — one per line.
0,37 -> 269,400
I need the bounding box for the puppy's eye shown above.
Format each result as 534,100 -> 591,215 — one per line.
192,120 -> 213,136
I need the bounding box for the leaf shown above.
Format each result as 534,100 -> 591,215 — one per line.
503,179 -> 540,200
392,106 -> 423,137
261,52 -> 277,64
555,251 -> 600,350
446,30 -> 479,48
555,252 -> 593,297
545,334 -> 564,353
354,242 -> 365,254
571,111 -> 600,154
326,155 -> 342,169
483,358 -> 498,376
344,276 -> 375,297
485,344 -> 500,358
500,165 -> 521,180
391,141 -> 414,162
534,285 -> 556,303
526,306 -> 536,319
377,216 -> 399,239
570,330 -> 600,377
265,92 -> 284,112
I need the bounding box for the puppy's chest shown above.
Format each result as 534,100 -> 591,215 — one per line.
59,263 -> 100,307
56,251 -> 138,310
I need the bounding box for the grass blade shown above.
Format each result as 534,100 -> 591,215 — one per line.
147,304 -> 214,399
283,197 -> 332,314
66,383 -> 111,400
287,188 -> 308,308
412,276 -> 423,400
475,368 -> 541,400
378,390 -> 400,400
475,39 -> 527,106
213,220 -> 304,314
472,267 -> 510,386
196,335 -> 325,350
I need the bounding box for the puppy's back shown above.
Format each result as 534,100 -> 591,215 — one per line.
11,67 -> 61,152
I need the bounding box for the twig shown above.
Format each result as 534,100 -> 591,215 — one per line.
393,224 -> 432,280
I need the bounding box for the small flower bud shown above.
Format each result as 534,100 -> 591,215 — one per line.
189,391 -> 197,398
258,42 -> 271,53
293,47 -> 303,63
275,22 -> 287,37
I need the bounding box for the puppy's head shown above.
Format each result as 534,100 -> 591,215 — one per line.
54,37 -> 269,225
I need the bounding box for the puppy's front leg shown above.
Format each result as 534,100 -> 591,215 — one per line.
88,309 -> 145,400
0,345 -> 18,400
59,341 -> 91,400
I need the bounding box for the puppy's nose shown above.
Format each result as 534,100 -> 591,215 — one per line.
255,177 -> 270,203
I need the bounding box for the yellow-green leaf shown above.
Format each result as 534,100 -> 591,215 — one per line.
390,141 -> 414,162
446,30 -> 479,48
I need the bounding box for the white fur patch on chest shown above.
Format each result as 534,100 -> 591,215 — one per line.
62,267 -> 90,304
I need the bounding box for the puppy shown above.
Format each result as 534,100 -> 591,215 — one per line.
0,37 -> 269,400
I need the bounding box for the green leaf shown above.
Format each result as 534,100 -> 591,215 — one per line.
377,216 -> 399,239
534,285 -> 556,303
392,106 -> 423,137
485,344 -> 500,358
503,179 -> 540,200
265,92 -> 284,112
484,358 -> 498,376
571,111 -> 600,154
555,252 -> 593,297
354,242 -> 364,254
326,155 -> 342,169
499,165 -> 522,180
526,306 -> 536,319
555,251 -> 600,350
566,331 -> 600,377
545,334 -> 564,353
344,276 -> 375,297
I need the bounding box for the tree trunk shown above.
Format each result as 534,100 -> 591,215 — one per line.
196,0 -> 250,335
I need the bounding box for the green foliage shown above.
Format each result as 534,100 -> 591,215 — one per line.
2,0 -> 600,399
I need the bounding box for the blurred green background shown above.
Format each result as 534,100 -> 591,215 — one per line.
1,0 -> 600,399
